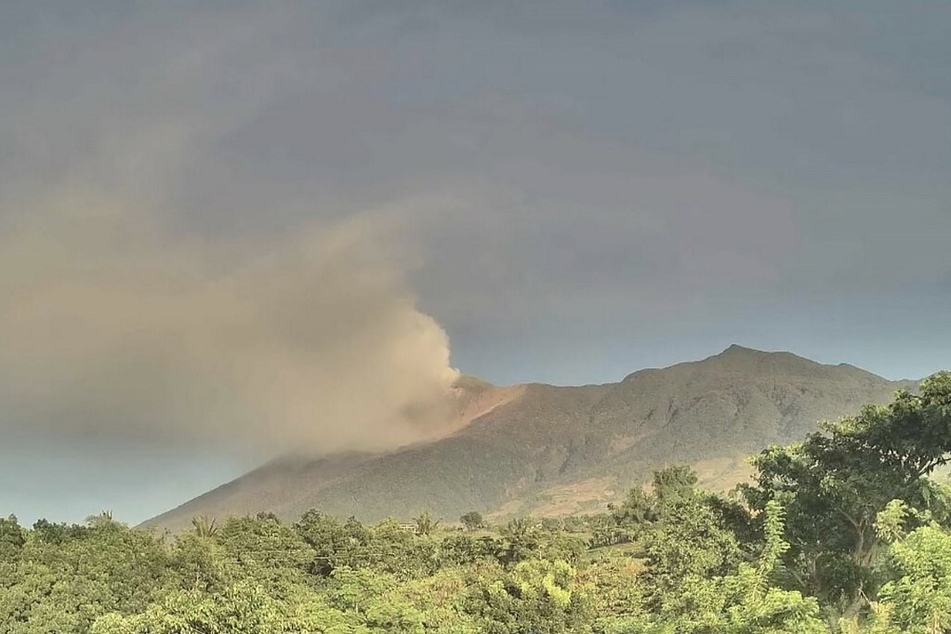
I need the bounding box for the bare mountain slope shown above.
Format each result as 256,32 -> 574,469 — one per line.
143,346 -> 914,531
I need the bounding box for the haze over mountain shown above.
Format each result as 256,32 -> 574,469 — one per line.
3,1 -> 950,526
144,345 -> 914,531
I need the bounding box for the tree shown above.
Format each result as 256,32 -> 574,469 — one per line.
214,513 -> 315,593
602,502 -> 826,634
91,583 -> 294,634
0,515 -> 25,563
642,493 -> 740,598
651,465 -> 698,507
441,533 -> 505,566
461,511 -> 485,531
741,372 -> 951,615
610,465 -> 706,534
30,518 -> 88,545
1,515 -> 173,632
608,487 -> 655,543
414,511 -> 441,537
463,559 -> 592,633
875,502 -> 951,633
500,517 -> 543,565
372,519 -> 441,579
191,515 -> 218,539
171,530 -> 230,594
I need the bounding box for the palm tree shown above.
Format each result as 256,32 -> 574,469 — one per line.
191,515 -> 218,539
413,511 -> 441,536
85,510 -> 115,528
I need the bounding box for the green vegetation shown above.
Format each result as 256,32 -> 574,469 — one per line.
2,372 -> 950,633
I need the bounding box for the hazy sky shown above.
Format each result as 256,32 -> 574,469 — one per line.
2,1 -> 949,525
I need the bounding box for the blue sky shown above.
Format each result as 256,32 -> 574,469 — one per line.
1,1 -> 949,525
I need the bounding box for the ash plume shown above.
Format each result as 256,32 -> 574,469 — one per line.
0,190 -> 460,458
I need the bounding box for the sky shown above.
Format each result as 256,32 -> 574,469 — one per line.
1,0 -> 949,526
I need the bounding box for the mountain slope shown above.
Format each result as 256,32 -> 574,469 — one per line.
144,346 -> 915,530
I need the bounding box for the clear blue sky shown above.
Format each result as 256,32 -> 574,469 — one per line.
1,0 -> 949,526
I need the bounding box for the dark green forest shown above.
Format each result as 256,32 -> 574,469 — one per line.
2,372 -> 950,633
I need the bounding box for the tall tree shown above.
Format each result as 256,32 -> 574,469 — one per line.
741,372 -> 951,615
414,511 -> 441,537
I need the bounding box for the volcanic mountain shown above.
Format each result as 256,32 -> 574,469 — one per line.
143,345 -> 915,531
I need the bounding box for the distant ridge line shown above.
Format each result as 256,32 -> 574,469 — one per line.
142,346 -> 916,532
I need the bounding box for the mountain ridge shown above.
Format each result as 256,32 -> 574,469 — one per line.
143,345 -> 917,531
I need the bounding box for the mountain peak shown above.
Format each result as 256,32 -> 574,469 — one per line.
711,344 -> 808,362
724,343 -> 751,351
719,343 -> 767,356
621,345 -> 798,383
701,344 -> 817,373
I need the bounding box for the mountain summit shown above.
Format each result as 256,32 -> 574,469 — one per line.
143,346 -> 913,531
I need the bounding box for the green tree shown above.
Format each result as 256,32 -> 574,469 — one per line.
741,372 -> 951,614
191,515 -> 218,539
295,512 -> 375,576
0,516 -> 172,632
372,519 -> 441,579
91,582 -> 291,634
605,502 -> 826,634
441,533 -> 505,566
214,513 -> 315,595
500,517 -> 543,565
0,516 -> 25,564
324,567 -> 427,632
877,516 -> 951,632
460,511 -> 484,531
464,559 -> 592,633
651,465 -> 698,507
414,511 -> 441,537
642,494 -> 740,599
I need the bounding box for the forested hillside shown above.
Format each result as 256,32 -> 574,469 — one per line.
3,371 -> 950,633
145,346 -> 913,530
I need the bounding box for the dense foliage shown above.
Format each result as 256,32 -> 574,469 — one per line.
2,372 -> 949,633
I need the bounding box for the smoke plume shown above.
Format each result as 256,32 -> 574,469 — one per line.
0,188 -> 460,458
